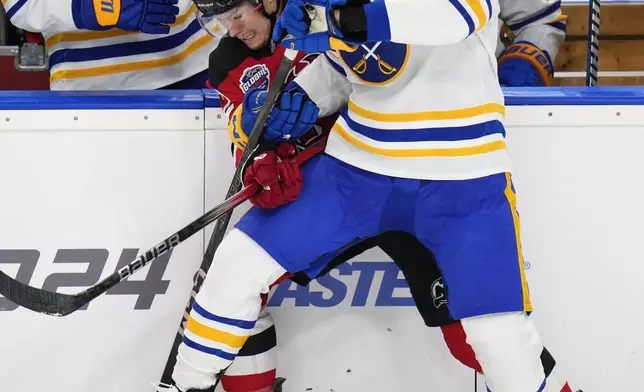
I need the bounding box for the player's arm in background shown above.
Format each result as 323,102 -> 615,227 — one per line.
3,0 -> 179,34
497,0 -> 567,86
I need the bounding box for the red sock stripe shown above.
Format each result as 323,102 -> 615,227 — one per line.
221,369 -> 276,392
440,322 -> 483,374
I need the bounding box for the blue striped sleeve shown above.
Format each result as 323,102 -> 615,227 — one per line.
6,0 -> 29,19
548,21 -> 567,32
507,1 -> 561,31
485,0 -> 493,20
361,0 -> 489,46
48,19 -> 201,67
448,0 -> 475,36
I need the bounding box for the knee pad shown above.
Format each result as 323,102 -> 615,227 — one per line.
195,229 -> 288,316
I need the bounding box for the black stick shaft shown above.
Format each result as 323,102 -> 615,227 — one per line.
157,48 -> 299,386
0,183 -> 258,316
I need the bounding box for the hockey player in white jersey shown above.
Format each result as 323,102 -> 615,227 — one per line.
2,0 -> 223,89
163,0 -> 580,391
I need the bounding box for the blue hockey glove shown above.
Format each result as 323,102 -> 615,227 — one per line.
72,0 -> 180,34
266,89 -> 320,141
242,86 -> 320,142
272,0 -> 358,53
498,41 -> 554,87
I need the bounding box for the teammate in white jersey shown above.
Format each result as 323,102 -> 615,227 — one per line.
164,0 -> 579,391
497,0 -> 566,86
2,0 -> 223,90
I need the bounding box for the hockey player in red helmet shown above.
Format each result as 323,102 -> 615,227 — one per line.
195,0 -> 279,50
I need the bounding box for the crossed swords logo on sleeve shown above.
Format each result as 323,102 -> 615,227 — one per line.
352,42 -> 398,75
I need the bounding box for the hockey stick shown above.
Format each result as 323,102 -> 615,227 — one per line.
157,48 -> 299,386
0,131 -> 323,317
0,48 -> 299,317
585,0 -> 601,86
0,183 -> 257,316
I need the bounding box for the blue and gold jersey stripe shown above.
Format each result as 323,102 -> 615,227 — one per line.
49,30 -> 215,83
332,122 -> 506,158
48,18 -> 201,68
348,100 -> 505,123
447,0 -> 493,35
341,110 -> 505,142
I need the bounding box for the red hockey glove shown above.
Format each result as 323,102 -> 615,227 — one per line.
243,144 -> 303,209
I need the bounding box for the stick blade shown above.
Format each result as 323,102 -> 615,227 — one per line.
0,269 -> 80,316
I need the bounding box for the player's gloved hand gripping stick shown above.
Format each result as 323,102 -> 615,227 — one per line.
0,48 -> 322,316
273,0 -> 364,53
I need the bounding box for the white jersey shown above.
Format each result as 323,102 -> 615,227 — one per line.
4,0 -> 223,90
497,0 -> 566,58
294,0 -> 509,180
